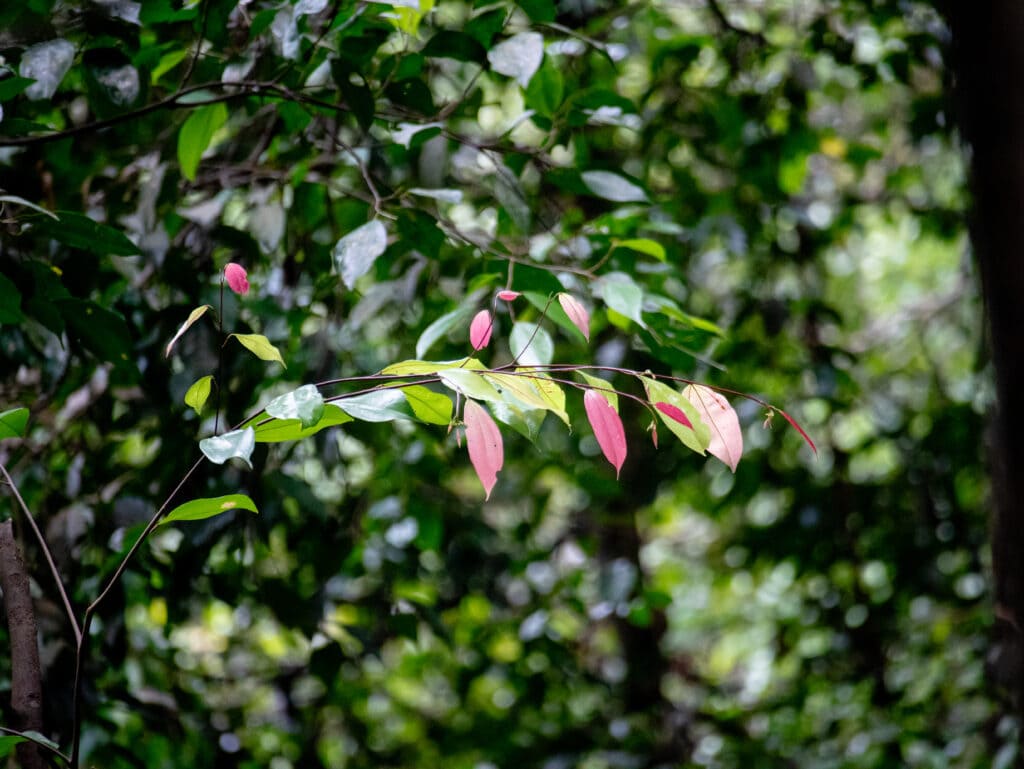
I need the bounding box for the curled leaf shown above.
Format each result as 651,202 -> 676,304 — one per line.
683,384 -> 743,472
464,400 -> 503,499
558,293 -> 590,341
265,384 -> 324,428
199,427 -> 256,468
165,304 -> 211,357
497,290 -> 521,301
584,389 -> 626,478
779,408 -> 817,455
655,401 -> 692,429
470,309 -> 493,350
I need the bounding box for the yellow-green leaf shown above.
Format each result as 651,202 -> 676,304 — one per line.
184,375 -> 213,416
178,102 -> 228,181
247,404 -> 353,442
0,407 -> 29,440
401,385 -> 453,425
381,357 -> 482,376
161,494 -> 258,526
231,333 -> 286,368
578,371 -> 618,412
166,304 -> 211,357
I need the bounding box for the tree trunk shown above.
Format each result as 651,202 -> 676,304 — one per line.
948,0 -> 1024,751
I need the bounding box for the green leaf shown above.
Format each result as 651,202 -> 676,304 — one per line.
0,76 -> 34,100
525,59 -> 564,118
0,407 -> 29,440
421,30 -> 487,63
0,735 -> 26,758
231,334 -> 286,368
160,494 -> 258,526
0,194 -> 58,219
581,170 -> 649,203
579,371 -> 618,411
401,385 -> 453,425
165,304 -> 212,357
597,273 -> 645,326
639,377 -> 710,455
177,102 -> 228,181
265,384 -> 325,428
510,322 -> 554,366
525,371 -> 571,426
199,427 -> 256,468
415,305 -> 476,358
0,273 -> 25,324
615,238 -> 666,261
334,220 -> 388,288
336,389 -> 411,422
34,211 -> 140,255
489,400 -> 545,444
184,375 -> 213,416
439,369 -> 503,403
248,404 -> 353,442
58,299 -> 135,367
518,0 -> 557,22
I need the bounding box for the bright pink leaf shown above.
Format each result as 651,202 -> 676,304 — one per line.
684,385 -> 744,472
558,293 -> 590,341
654,401 -> 693,429
497,290 -> 521,301
224,263 -> 249,295
469,310 -> 493,350
464,400 -> 503,499
584,389 -> 627,478
779,408 -> 818,455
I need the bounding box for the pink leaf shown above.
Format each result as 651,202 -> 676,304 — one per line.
464,400 -> 503,499
779,408 -> 817,455
497,290 -> 521,301
558,293 -> 590,341
224,263 -> 249,295
654,401 -> 693,429
584,389 -> 627,478
469,310 -> 493,350
683,385 -> 744,472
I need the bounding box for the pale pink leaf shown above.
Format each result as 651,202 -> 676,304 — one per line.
497,290 -> 521,301
558,293 -> 590,341
224,263 -> 249,295
683,384 -> 743,472
464,400 -> 503,499
654,401 -> 692,429
779,408 -> 817,455
469,310 -> 493,350
584,389 -> 627,478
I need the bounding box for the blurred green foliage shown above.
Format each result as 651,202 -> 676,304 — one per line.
0,0 -> 1012,767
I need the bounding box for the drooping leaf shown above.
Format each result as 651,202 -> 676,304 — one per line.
654,401 -> 692,429
578,371 -> 618,411
335,389 -> 411,422
249,404 -> 353,442
508,370 -> 570,426
439,369 -> 503,403
510,322 -> 554,366
464,400 -> 503,499
683,384 -> 744,472
184,375 -> 213,416
584,389 -> 627,478
489,400 -> 546,444
165,304 -> 211,357
487,32 -> 544,87
401,385 -> 453,425
558,293 -> 590,341
469,310 -> 493,350
333,220 -> 388,288
779,408 -> 818,455
640,377 -> 709,455
160,494 -> 258,526
265,384 -> 325,429
581,170 -> 649,203
199,427 -> 256,468
0,407 -> 29,440
485,372 -> 568,425
230,333 -> 286,368
177,102 -> 228,181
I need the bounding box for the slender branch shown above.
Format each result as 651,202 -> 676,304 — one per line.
70,457 -> 205,768
0,462 -> 82,645
178,0 -> 212,88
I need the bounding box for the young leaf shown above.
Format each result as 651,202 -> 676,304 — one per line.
497,290 -> 521,301
178,102 -> 228,181
584,389 -> 627,478
578,372 -> 618,411
401,385 -> 453,425
0,407 -> 29,440
334,220 -> 388,289
184,375 -> 213,416
464,400 -> 503,500
470,310 -> 493,350
230,333 -> 286,368
248,405 -> 353,442
160,494 -> 258,526
558,293 -> 590,341
655,401 -> 693,429
640,377 -> 710,455
683,384 -> 744,472
165,305 -> 211,357
199,427 -> 256,468
779,408 -> 818,455
265,384 -> 324,428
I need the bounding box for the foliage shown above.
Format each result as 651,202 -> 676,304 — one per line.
0,0 -> 1009,768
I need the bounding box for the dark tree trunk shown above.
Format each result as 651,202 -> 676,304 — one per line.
948,0 -> 1024,751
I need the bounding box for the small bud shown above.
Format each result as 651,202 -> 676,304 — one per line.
224,263 -> 249,295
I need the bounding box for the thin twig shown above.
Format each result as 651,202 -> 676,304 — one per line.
0,462 -> 82,645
